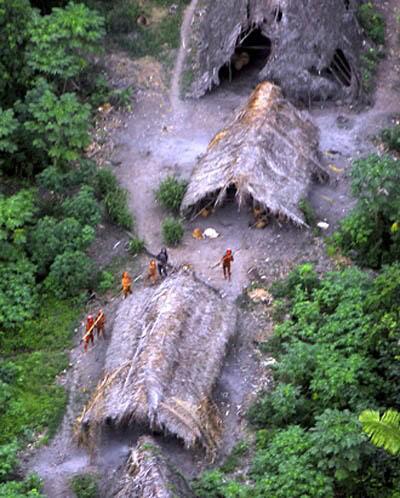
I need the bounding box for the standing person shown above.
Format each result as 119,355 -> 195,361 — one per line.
95,309 -> 106,339
156,247 -> 168,277
148,259 -> 158,285
84,314 -> 95,352
221,249 -> 234,281
122,271 -> 132,299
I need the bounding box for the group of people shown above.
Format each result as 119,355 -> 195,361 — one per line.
82,247 -> 234,351
83,309 -> 106,352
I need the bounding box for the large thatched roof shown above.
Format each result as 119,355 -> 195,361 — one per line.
181,82 -> 328,226
77,270 -> 236,452
183,0 -> 363,102
114,436 -> 195,498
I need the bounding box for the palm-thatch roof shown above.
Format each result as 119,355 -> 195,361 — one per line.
183,0 -> 362,102
77,269 -> 236,453
114,436 -> 195,498
180,82 -> 328,226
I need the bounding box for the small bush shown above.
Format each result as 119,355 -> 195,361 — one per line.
155,176 -> 187,213
128,237 -> 145,255
45,250 -> 93,298
0,441 -> 19,481
95,168 -> 133,229
358,2 -> 385,45
381,124 -> 400,152
70,474 -> 98,498
62,186 -> 101,228
270,263 -> 320,299
110,86 -> 133,110
161,217 -> 184,246
299,198 -> 317,228
97,271 -> 114,293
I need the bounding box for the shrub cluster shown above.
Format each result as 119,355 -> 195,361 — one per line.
330,154 -> 400,268
194,264 -> 400,497
155,175 -> 187,213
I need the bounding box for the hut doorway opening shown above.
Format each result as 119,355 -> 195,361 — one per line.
218,28 -> 272,84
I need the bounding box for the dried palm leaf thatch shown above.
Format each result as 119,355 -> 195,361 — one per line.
181,82 -> 328,226
114,436 -> 195,498
77,269 -> 236,453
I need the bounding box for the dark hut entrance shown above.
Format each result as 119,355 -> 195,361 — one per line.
218,27 -> 272,83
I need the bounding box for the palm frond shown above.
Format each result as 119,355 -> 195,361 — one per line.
359,409 -> 400,456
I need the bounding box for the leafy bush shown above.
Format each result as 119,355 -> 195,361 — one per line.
0,441 -> 19,482
45,250 -> 93,297
161,217 -> 184,246
97,270 -> 114,293
128,237 -> 145,255
248,383 -> 308,428
0,258 -> 38,330
270,263 -> 320,299
24,83 -> 91,168
0,474 -> 44,497
62,187 -> 101,227
70,474 -> 98,498
37,160 -> 97,194
251,426 -> 334,498
104,189 -> 132,229
94,168 -> 133,229
27,2 -> 105,82
29,217 -> 95,274
105,1 -> 141,34
299,198 -> 317,228
381,124 -> 400,152
308,409 -> 369,484
358,2 -> 385,45
155,176 -> 187,213
0,108 -> 18,158
331,154 -> 400,268
360,46 -> 383,93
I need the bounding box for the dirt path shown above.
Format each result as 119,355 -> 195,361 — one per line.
28,2 -> 400,496
170,0 -> 199,113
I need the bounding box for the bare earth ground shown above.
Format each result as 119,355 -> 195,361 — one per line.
27,1 -> 400,496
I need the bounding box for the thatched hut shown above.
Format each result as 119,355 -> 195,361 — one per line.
180,82 -> 328,226
183,0 -> 363,103
114,436 -> 195,498
77,270 -> 236,452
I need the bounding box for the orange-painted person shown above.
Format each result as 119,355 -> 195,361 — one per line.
84,315 -> 95,352
221,249 -> 234,281
122,271 -> 132,299
95,309 -> 106,339
148,259 -> 158,285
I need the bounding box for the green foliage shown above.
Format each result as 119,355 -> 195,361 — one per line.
110,86 -> 133,110
360,46 -> 384,94
0,0 -> 34,106
0,189 -> 36,257
221,441 -> 249,473
248,383 -> 308,428
103,1 -> 141,34
29,216 -> 94,274
161,217 -> 184,246
155,175 -> 187,213
70,474 -> 98,498
37,160 -> 97,194
0,474 -> 45,498
0,108 -> 18,155
358,2 -> 385,45
308,410 -> 368,483
128,237 -> 145,255
381,124 -> 400,152
24,84 -> 91,167
61,186 -> 101,227
27,2 -> 105,81
360,409 -> 400,456
331,155 -> 400,268
270,262 -> 319,299
97,270 -> 113,293
0,441 -> 19,482
94,168 -> 133,229
45,250 -> 93,297
0,258 -> 38,330
299,198 -> 317,228
251,426 -> 334,498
